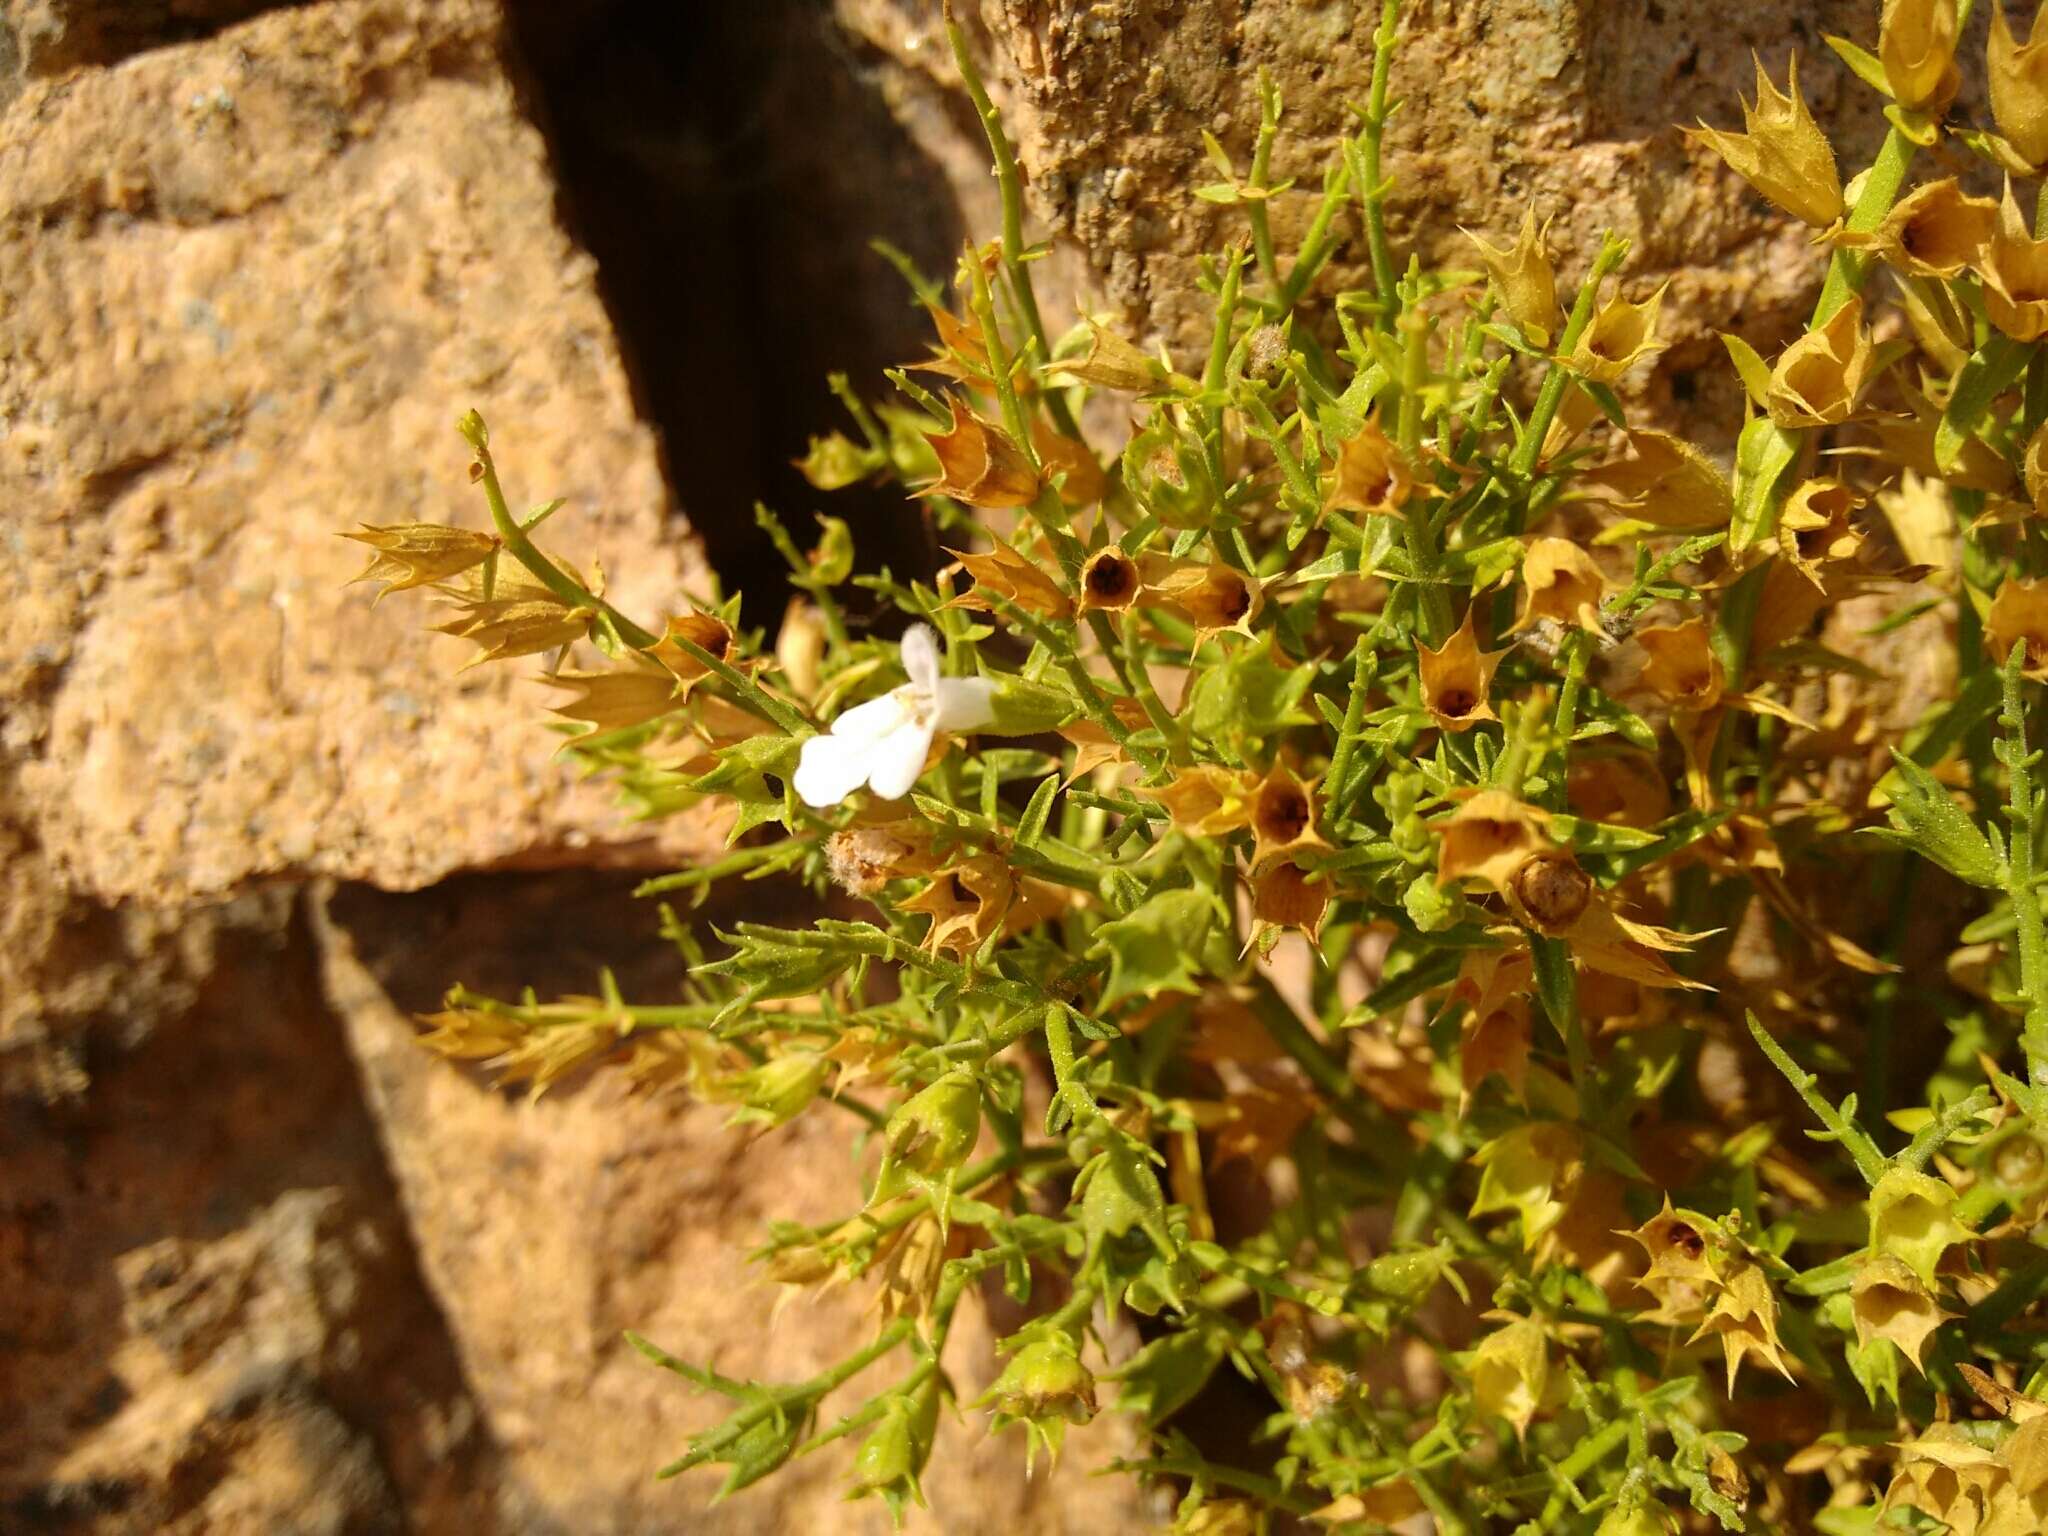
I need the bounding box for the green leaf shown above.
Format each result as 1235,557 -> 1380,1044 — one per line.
1880,749 -> 2003,888
1110,1326 -> 1229,1426
1824,32 -> 1891,97
1089,889 -> 1215,1009
1014,774 -> 1060,851
1936,333 -> 2033,473
1186,638 -> 1314,758
1729,415 -> 1800,552
1719,332 -> 1773,408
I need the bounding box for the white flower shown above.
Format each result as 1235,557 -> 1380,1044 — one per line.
793,624 -> 997,808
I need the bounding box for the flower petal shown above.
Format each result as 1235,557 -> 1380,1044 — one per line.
900,623 -> 942,696
865,722 -> 937,801
932,675 -> 998,731
828,690 -> 913,746
793,731 -> 875,808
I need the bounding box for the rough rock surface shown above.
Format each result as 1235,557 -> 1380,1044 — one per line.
840,0 -> 1976,437
315,873 -> 1154,1535
3,0 -> 1936,1532
0,0 -> 718,910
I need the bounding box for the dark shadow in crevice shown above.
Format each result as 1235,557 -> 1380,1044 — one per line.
501,0 -> 965,612
0,0 -> 311,92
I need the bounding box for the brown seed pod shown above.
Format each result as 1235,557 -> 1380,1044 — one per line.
1506,850 -> 1594,934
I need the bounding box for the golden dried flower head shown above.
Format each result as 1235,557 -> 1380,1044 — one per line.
949,541 -> 1073,621
1979,184 -> 2048,342
1582,429 -> 1734,529
1470,1315 -> 1551,1439
901,852 -> 1015,957
1568,752 -> 1671,829
1776,478 -> 1866,589
1881,0 -> 1960,114
1144,764 -> 1258,837
343,521 -> 498,598
1869,1166 -> 1971,1290
1883,1423 -> 2008,1534
1766,295 -> 1875,427
1992,3 -> 2048,168
921,401 -> 1041,508
1032,421 -> 1107,508
1146,560 -> 1262,641
1417,608 -> 1507,732
545,665 -> 682,734
1460,995 -> 1531,1109
1248,762 -> 1327,870
2026,421 -> 2048,514
1635,618 -> 1726,712
1513,537 -> 1610,633
775,598 -> 827,700
650,610 -> 738,696
432,591 -> 593,669
1851,177 -> 1994,278
1850,1252 -> 1953,1374
1689,1262 -> 1794,1392
1250,858 -> 1331,942
1053,319 -> 1161,393
1465,208 -> 1561,346
1323,415 -> 1414,518
1436,790 -> 1556,892
1987,576 -> 2048,680
1078,547 -> 1147,613
1471,1121 -> 1582,1249
1566,284 -> 1667,384
1685,53 -> 1843,227
1624,1198 -> 1720,1322
1506,849 -> 1596,935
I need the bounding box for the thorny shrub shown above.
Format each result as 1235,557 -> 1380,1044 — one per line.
350,2 -> 2048,1530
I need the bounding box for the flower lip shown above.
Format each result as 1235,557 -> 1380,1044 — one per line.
793,624 -> 997,808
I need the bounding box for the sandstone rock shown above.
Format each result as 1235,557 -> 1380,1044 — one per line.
0,0 -> 721,909
1,1 -> 282,85
0,899 -> 503,1534
838,0 -> 1973,438
315,873 -> 1156,1535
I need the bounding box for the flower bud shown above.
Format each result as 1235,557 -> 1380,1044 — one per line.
1465,208 -> 1561,346
795,430 -> 884,491
883,1069 -> 982,1178
1597,1495 -> 1679,1536
986,674 -> 1078,733
1363,1241 -> 1457,1303
1054,319 -> 1163,393
847,1380 -> 940,1521
1992,4 -> 2048,168
775,599 -> 826,701
726,1051 -> 830,1128
1685,54 -> 1842,227
1868,1166 -> 1970,1290
1881,0 -> 1960,114
978,1336 -> 1096,1466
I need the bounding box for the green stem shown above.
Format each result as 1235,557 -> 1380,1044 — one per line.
461,413 -> 657,650
1357,0 -> 1403,324
1813,126 -> 1915,325
2000,649 -> 2048,1087
1507,234 -> 1628,481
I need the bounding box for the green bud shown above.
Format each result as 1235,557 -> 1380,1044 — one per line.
797,432 -> 885,493
986,676 -> 1078,734
1403,871 -> 1464,932
728,1052 -> 830,1128
977,1336 -> 1096,1466
847,1381 -> 939,1524
810,514 -> 856,584
1596,1494 -> 1676,1536
456,408 -> 489,451
885,1069 -> 982,1177
1364,1242 -> 1456,1304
